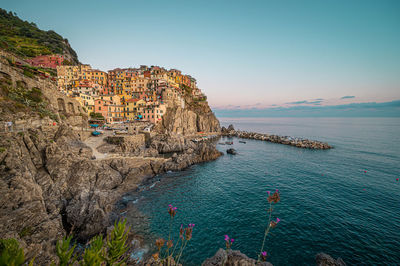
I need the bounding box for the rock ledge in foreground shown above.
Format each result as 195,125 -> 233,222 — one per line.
316,253 -> 346,266
202,248 -> 273,266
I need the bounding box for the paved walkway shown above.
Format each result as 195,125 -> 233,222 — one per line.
84,131 -> 112,159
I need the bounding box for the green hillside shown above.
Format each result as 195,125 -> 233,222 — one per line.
0,8 -> 78,63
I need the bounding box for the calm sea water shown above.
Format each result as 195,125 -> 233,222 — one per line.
125,117 -> 400,265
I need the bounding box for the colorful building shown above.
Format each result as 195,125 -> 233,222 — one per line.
27,54 -> 64,69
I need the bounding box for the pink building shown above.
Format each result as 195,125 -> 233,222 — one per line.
142,104 -> 166,124
26,54 -> 64,69
94,98 -> 109,119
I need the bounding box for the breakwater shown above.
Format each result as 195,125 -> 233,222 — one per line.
221,125 -> 332,150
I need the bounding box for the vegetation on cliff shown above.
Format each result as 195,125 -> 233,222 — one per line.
0,8 -> 78,63
0,220 -> 129,266
0,73 -> 58,121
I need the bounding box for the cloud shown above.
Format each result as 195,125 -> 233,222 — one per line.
340,96 -> 355,99
287,100 -> 307,104
286,100 -> 324,105
214,100 -> 400,117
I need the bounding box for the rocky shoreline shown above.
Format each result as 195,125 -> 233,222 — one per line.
0,124 -> 222,264
221,124 -> 332,150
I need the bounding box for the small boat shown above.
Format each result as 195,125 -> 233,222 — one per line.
218,142 -> 225,145
225,141 -> 233,145
239,141 -> 246,144
92,131 -> 101,136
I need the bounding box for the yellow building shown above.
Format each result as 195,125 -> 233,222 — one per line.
57,64 -> 91,92
82,69 -> 108,87
124,98 -> 146,120
131,77 -> 149,92
72,93 -> 95,115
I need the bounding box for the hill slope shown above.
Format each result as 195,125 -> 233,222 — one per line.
0,8 -> 79,64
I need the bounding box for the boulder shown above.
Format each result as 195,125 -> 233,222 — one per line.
315,253 -> 346,266
227,124 -> 235,131
226,148 -> 237,155
202,248 -> 273,266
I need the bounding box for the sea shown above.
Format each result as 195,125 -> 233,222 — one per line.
122,117 -> 400,265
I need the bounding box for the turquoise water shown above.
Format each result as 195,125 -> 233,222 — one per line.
126,117 -> 400,265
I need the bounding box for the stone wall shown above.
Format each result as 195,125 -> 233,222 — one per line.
0,57 -> 87,128
105,134 -> 146,153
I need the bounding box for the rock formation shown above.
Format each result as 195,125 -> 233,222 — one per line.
222,124 -> 332,150
157,91 -> 220,135
202,248 -> 273,266
226,148 -> 237,155
0,123 -> 222,263
315,253 -> 346,266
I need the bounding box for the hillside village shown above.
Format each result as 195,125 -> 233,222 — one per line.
31,54 -> 206,125
58,64 -> 206,124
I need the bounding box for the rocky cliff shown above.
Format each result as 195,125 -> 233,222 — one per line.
0,123 -> 222,264
157,91 -> 220,135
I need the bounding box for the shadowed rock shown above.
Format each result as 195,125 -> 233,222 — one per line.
315,253 -> 346,266
202,248 -> 273,266
226,148 -> 237,155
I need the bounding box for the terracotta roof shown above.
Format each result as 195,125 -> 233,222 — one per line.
126,98 -> 141,103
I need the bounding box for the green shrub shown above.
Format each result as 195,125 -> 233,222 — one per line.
105,219 -> 130,265
23,69 -> 35,79
56,236 -> 76,266
54,219 -> 130,265
81,235 -> 104,266
0,238 -> 25,266
0,147 -> 6,153
89,112 -> 105,120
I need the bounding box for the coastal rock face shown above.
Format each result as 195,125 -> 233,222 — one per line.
157,104 -> 220,135
197,111 -> 221,133
0,122 -> 222,264
159,107 -> 198,135
202,248 -> 273,266
315,253 -> 346,266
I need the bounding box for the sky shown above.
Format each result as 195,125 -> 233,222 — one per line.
2,0 -> 400,115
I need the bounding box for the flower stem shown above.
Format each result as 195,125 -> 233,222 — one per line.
176,239 -> 188,265
258,202 -> 273,262
167,216 -> 173,265
171,236 -> 181,257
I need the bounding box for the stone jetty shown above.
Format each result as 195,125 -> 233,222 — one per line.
221,125 -> 332,150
